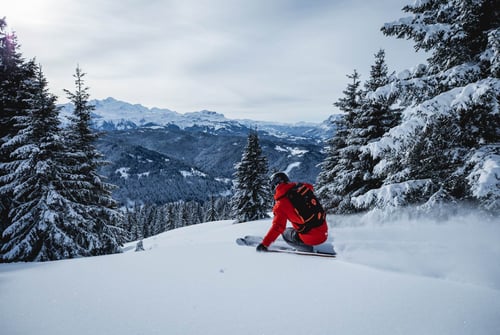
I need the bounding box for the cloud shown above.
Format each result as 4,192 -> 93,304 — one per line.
2,0 -> 426,122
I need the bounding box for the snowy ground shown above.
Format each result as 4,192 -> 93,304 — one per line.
1,212 -> 499,335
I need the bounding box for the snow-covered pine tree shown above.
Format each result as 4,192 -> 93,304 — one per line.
204,195 -> 218,222
123,206 -> 139,241
359,0 -> 499,212
164,203 -> 175,231
315,118 -> 347,211
361,49 -> 400,137
335,70 -> 363,128
346,50 -> 401,211
316,70 -> 363,213
0,66 -> 95,262
178,201 -> 190,227
215,196 -> 231,220
193,201 -> 204,224
0,19 -> 37,240
142,205 -> 154,238
230,130 -> 271,223
153,205 -> 167,235
63,66 -> 124,255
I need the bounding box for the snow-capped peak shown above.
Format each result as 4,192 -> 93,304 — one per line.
59,97 -> 334,139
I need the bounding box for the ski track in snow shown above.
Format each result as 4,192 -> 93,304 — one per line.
1,214 -> 499,335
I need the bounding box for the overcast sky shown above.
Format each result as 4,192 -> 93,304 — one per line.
3,0 -> 427,123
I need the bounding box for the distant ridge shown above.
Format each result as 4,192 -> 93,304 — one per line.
59,97 -> 338,140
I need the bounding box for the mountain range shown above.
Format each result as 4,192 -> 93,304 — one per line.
60,98 -> 337,205
60,97 -> 336,139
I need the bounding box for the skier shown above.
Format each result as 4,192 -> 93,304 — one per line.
257,172 -> 328,252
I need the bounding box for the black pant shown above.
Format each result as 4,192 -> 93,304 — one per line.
282,228 -> 313,252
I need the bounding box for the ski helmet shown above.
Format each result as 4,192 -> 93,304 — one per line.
270,171 -> 289,190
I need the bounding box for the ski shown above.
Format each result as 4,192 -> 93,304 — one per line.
236,235 -> 336,258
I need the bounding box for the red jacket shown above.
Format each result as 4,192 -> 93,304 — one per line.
262,182 -> 328,247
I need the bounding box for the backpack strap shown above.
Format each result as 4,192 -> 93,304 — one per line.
275,182 -> 295,201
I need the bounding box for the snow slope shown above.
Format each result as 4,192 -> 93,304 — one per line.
1,214 -> 500,335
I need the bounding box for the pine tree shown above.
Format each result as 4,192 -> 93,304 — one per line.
215,196 -> 231,220
382,0 -> 499,77
165,203 -> 175,231
363,0 -> 500,211
230,130 -> 271,223
124,206 -> 139,241
0,66 -> 93,261
204,195 -> 218,222
315,116 -> 348,211
178,201 -> 190,227
0,19 -> 37,240
316,70 -> 362,213
63,66 -> 123,255
361,49 -> 400,137
154,205 -> 167,234
335,70 -> 362,128
348,50 -> 401,210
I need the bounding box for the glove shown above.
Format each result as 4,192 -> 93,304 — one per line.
256,243 -> 268,252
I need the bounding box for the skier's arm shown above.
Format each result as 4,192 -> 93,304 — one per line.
262,209 -> 287,247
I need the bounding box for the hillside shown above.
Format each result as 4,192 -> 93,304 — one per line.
1,211 -> 499,335
97,126 -> 325,204
59,97 -> 333,205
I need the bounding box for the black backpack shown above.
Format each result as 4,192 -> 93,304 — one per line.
284,183 -> 326,234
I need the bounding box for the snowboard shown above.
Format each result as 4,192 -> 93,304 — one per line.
236,235 -> 336,258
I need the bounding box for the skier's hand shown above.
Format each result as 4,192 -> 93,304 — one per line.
256,243 -> 268,252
